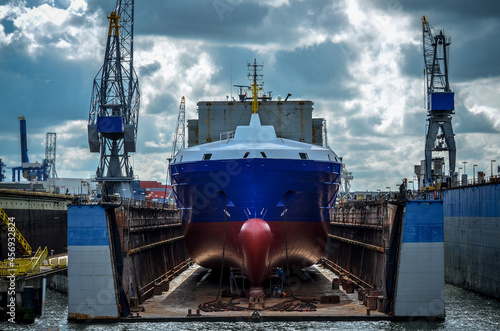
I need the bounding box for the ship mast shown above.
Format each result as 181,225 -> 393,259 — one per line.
247,59 -> 263,114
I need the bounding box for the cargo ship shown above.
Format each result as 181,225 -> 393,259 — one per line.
170,61 -> 342,285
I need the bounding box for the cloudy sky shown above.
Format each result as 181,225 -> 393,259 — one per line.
0,0 -> 499,192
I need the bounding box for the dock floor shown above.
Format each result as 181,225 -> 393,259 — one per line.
134,264 -> 389,322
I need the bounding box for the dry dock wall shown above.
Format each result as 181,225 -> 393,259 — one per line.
67,205 -> 121,319
67,203 -> 191,321
442,183 -> 500,299
325,199 -> 445,319
393,200 -> 445,318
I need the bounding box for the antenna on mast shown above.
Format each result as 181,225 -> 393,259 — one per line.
247,59 -> 263,113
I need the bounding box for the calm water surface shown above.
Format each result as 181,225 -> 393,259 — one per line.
1,284 -> 499,330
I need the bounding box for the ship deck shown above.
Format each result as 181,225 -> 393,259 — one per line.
130,264 -> 390,322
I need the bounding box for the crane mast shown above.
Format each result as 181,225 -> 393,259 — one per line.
422,16 -> 456,187
88,0 -> 140,198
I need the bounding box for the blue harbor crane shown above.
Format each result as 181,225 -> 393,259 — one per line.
422,16 -> 456,187
11,116 -> 49,182
87,0 -> 140,198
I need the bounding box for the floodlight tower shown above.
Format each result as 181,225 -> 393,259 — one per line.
45,132 -> 58,178
87,0 -> 140,198
422,16 -> 456,187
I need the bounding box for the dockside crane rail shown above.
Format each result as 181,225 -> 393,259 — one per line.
87,0 -> 140,197
422,16 -> 456,187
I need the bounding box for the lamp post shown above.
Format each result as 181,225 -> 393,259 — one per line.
386,186 -> 391,198
491,160 -> 496,180
473,164 -> 478,184
458,167 -> 462,185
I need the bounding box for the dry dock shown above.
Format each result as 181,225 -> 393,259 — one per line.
67,198 -> 446,322
133,264 -> 388,322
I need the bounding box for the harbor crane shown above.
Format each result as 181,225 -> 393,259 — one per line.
166,97 -> 186,202
45,132 -> 58,179
87,0 -> 140,198
422,16 -> 456,187
171,96 -> 186,158
11,116 -> 49,182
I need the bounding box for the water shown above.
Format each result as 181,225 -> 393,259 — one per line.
1,284 -> 499,330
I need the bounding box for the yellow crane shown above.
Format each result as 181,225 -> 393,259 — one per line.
0,207 -> 48,276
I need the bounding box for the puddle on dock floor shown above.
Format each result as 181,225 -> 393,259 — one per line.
139,264 -> 387,320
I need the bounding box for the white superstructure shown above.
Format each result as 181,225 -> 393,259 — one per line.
172,114 -> 339,164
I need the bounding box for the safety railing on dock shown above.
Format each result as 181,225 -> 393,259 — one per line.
72,195 -> 177,210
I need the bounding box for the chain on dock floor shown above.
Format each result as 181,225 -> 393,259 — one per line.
137,264 -> 387,320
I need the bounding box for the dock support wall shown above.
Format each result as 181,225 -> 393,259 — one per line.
443,184 -> 500,299
393,200 -> 445,319
325,199 -> 445,319
67,202 -> 191,320
67,205 -> 120,320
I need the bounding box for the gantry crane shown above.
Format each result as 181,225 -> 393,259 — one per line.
87,0 -> 140,198
422,16 -> 456,187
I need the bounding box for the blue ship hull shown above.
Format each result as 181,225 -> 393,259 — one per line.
171,157 -> 341,283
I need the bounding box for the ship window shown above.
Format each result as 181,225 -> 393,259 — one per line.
243,152 -> 250,158
327,154 -> 331,161
202,153 -> 212,160
260,152 -> 267,158
179,155 -> 183,162
299,153 -> 309,160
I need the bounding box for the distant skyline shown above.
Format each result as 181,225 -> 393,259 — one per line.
0,0 -> 499,191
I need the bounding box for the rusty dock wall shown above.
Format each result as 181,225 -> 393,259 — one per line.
323,199 -> 396,292
117,202 -> 191,304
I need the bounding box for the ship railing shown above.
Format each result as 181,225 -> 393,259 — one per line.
220,130 -> 235,141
